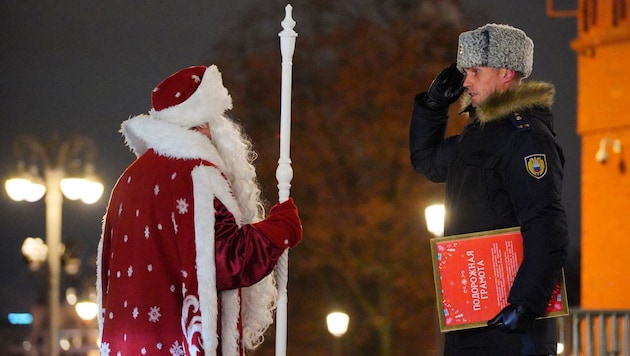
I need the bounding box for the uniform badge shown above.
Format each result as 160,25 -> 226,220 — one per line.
524,154 -> 547,179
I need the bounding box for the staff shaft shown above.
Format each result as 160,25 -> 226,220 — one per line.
275,4 -> 297,356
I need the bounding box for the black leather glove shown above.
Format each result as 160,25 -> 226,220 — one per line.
421,63 -> 465,110
487,304 -> 537,333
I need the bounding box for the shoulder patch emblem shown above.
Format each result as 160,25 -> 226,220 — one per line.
524,154 -> 547,179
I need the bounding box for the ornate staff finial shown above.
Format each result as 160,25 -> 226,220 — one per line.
280,4 -> 297,37
277,4 -> 297,204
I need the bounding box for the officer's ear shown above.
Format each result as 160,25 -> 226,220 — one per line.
501,69 -> 516,82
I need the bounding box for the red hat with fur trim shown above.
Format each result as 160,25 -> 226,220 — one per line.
150,65 -> 232,128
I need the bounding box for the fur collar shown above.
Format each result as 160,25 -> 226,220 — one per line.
461,81 -> 555,124
121,115 -> 228,172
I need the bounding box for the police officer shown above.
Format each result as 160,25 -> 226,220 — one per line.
409,24 -> 569,356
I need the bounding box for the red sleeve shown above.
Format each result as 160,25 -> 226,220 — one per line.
213,198 -> 284,290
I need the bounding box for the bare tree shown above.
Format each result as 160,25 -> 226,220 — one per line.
210,1 -> 466,354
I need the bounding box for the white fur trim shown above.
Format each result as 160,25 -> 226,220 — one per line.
118,114 -> 275,353
220,289 -> 241,355
96,215 -> 105,341
192,166 -> 220,356
121,116 -> 229,173
192,165 -> 244,355
150,65 -> 233,128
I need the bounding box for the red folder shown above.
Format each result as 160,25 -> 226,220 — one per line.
430,227 -> 569,332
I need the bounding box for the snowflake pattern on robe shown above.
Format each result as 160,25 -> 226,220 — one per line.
100,342 -> 111,356
99,156 -> 204,355
170,341 -> 186,356
176,198 -> 189,214
148,306 -> 162,323
171,212 -> 179,233
99,144 -> 282,355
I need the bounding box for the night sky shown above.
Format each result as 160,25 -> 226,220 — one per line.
0,0 -> 580,324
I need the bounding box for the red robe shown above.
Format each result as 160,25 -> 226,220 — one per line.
98,117 -> 283,356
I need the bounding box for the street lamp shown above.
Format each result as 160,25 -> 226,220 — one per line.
75,301 -> 99,322
327,311 -> 350,356
5,134 -> 103,356
424,204 -> 445,237
21,237 -> 49,272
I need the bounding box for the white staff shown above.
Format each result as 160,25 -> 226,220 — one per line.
275,4 -> 297,356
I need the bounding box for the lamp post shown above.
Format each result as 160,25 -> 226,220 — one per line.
326,311 -> 350,356
5,134 -> 103,356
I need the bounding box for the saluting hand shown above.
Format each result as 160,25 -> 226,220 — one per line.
421,63 -> 465,110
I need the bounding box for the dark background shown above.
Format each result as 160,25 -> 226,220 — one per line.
0,0 -> 579,331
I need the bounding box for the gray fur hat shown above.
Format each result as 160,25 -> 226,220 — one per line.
457,23 -> 534,78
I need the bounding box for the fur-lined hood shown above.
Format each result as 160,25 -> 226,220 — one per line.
461,81 -> 555,124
